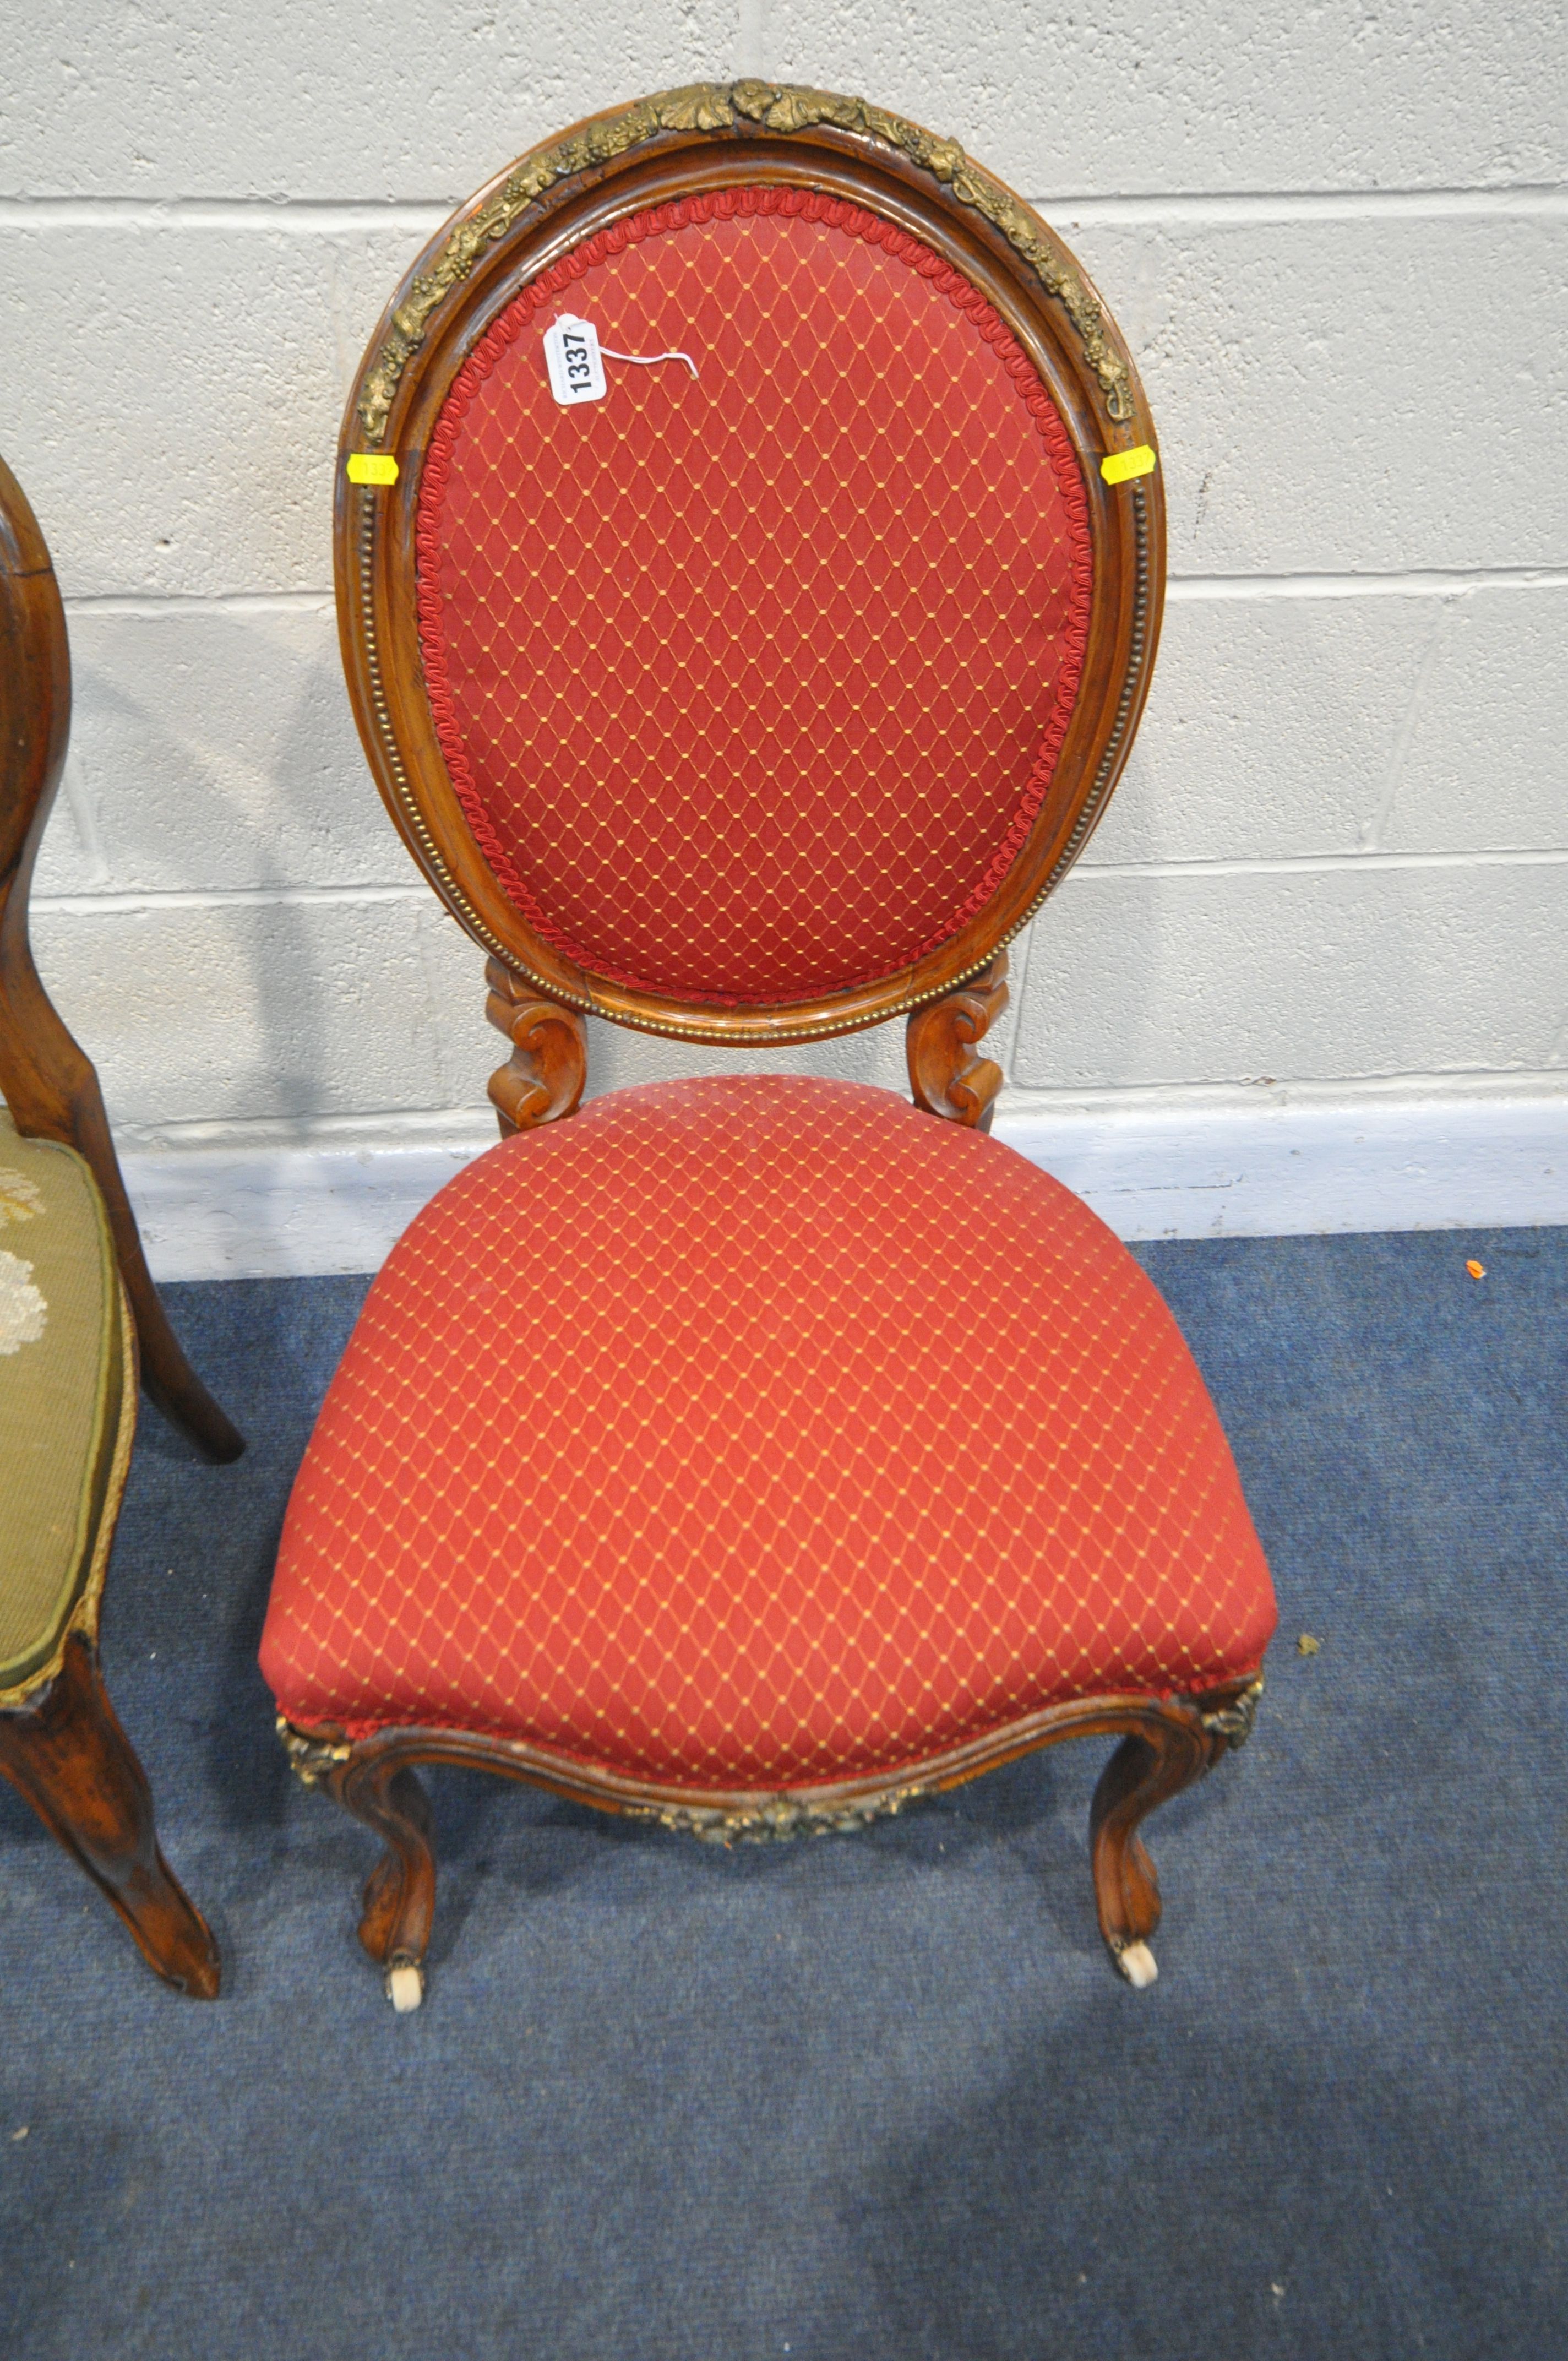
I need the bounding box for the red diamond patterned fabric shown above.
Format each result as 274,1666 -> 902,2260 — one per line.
261,1079 -> 1276,1791
415,187 -> 1092,1007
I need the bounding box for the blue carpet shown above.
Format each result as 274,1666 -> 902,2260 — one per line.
1,1227 -> 1564,2357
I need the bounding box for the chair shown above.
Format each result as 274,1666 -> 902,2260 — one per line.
261,83 -> 1277,2012
0,451 -> 242,1997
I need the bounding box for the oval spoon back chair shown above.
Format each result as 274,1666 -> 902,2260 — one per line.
259,84 -> 1276,2011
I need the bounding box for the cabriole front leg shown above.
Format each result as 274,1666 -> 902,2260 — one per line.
328,1756 -> 437,2014
0,1634 -> 220,1998
1087,1684 -> 1263,1988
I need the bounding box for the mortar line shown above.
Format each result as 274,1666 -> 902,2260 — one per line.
1067,848 -> 1568,882
112,1065 -> 1568,1154
117,1112 -> 498,1150
31,846 -> 1568,921
1165,568 -> 1568,602
59,568 -> 1568,621
1000,1068 -> 1568,1106
33,884 -> 428,915
62,592 -> 335,617
736,0 -> 768,81
1360,596 -> 1457,851
1039,185 -> 1568,224
56,746 -> 112,890
0,198 -> 449,231
1545,1005 -> 1568,1069
1002,909 -> 1042,1085
3,186 -> 1565,230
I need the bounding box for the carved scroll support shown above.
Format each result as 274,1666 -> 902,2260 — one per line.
483,956 -> 587,1137
906,951 -> 1010,1131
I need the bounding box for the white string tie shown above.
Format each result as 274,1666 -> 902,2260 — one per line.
599,347 -> 700,379
542,314 -> 698,407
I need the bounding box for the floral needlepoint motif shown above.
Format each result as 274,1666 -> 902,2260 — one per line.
0,1168 -> 43,1227
0,1249 -> 47,1354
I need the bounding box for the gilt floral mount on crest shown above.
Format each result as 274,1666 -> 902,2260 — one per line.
356,79 -> 1136,443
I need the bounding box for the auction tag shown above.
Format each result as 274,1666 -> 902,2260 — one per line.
543,315 -> 607,406
346,453 -> 399,485
1100,444 -> 1158,485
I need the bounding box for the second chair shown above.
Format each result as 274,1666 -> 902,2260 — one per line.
259,83 -> 1278,2010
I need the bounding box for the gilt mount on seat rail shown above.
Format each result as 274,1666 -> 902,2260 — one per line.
334,80 -> 1166,1048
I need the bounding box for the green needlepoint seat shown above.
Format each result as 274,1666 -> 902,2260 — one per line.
0,1112 -> 129,1691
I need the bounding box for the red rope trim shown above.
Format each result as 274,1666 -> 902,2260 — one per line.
415,185 -> 1094,1004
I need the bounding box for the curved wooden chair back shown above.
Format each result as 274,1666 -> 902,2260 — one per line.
335,84 -> 1164,1086
0,453 -> 242,1461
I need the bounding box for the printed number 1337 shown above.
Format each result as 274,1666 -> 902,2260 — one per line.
543,315 -> 608,406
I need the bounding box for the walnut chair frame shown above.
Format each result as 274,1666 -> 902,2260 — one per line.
285,81 -> 1265,2010
0,452 -> 238,1996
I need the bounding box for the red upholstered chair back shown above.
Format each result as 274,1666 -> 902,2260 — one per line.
338,86 -> 1164,1045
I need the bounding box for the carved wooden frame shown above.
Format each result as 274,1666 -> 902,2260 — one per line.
0,452 -> 231,1994
283,1678 -> 1262,2008
333,78 -> 1166,1049
0,455 -> 243,1462
297,89 -> 1265,2009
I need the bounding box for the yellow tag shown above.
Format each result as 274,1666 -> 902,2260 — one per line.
1100,444 -> 1157,485
346,453 -> 399,485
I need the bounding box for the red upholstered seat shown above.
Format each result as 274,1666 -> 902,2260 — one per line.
262,1078 -> 1276,1792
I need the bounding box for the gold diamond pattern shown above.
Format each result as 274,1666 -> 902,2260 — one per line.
261,1079 -> 1277,1790
416,188 -> 1092,1005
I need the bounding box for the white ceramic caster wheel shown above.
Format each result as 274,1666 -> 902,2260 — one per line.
386,1961 -> 424,2013
1117,1941 -> 1158,1990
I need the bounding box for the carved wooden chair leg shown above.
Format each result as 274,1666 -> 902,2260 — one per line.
326,1756 -> 437,2012
1088,1722 -> 1202,1988
1088,1685 -> 1262,1988
0,1634 -> 220,1998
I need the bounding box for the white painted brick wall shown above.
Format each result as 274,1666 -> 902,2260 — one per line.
3,3 -> 1565,1269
